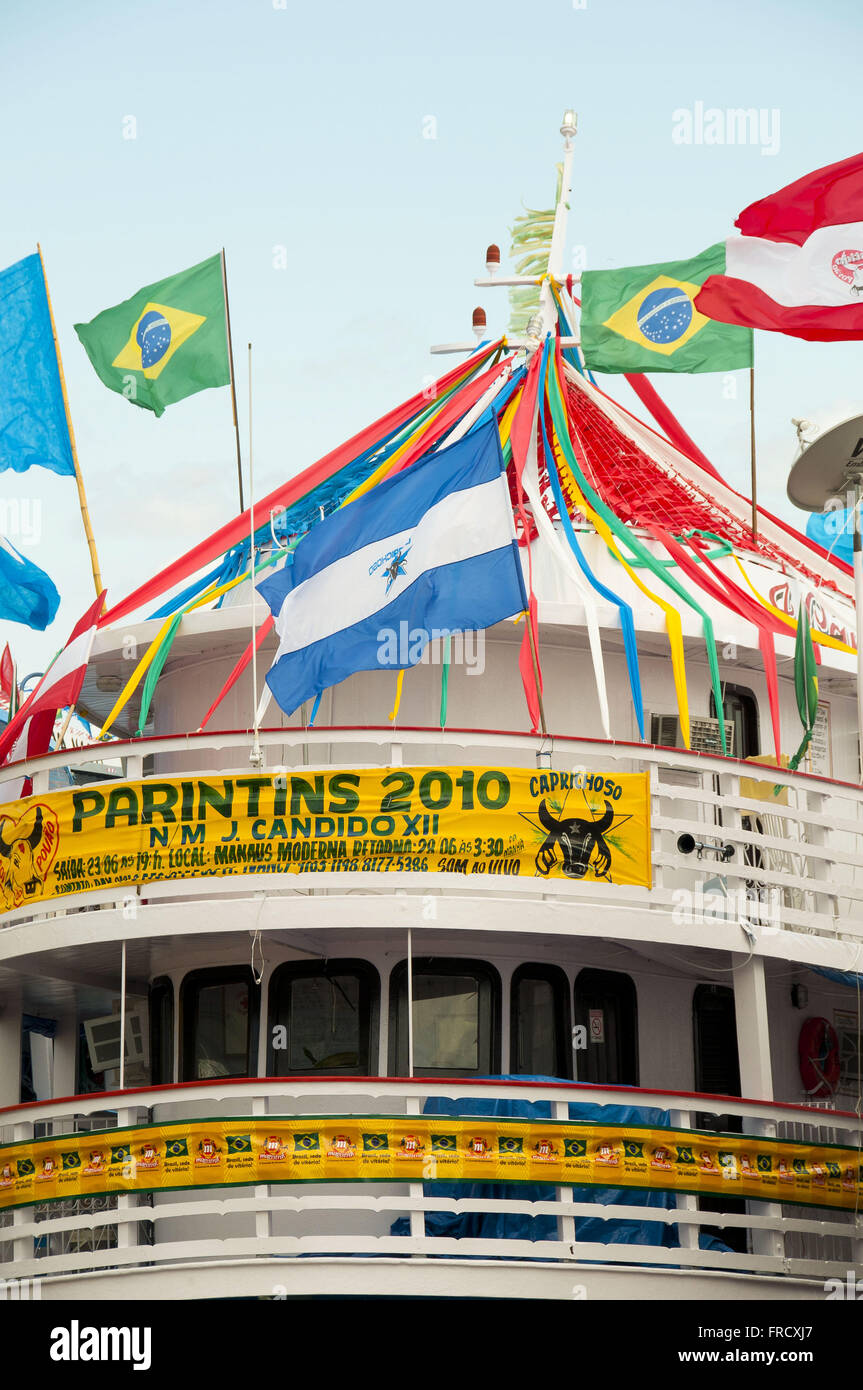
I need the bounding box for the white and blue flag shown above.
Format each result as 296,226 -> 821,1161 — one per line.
258,417 -> 527,716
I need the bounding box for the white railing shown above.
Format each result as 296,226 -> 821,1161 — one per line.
4,726 -> 863,941
0,1077 -> 861,1295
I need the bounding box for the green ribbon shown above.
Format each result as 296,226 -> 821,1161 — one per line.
440,634 -> 451,729
544,357 -> 727,753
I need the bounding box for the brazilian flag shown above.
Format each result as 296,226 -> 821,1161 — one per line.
580,244 -> 753,374
165,1138 -> 189,1159
227,1135 -> 252,1154
62,1151 -> 81,1170
564,1138 -> 587,1158
17,1158 -> 35,1177
363,1134 -> 388,1152
431,1134 -> 457,1153
74,254 -> 230,417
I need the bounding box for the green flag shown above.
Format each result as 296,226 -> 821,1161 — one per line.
580,244 -> 753,374
74,253 -> 230,417
788,601 -> 819,772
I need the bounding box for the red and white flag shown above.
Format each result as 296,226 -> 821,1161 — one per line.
0,592 -> 105,803
695,152 -> 863,341
0,644 -> 17,716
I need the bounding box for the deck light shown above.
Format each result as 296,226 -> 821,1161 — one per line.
472,306 -> 487,339
485,244 -> 500,276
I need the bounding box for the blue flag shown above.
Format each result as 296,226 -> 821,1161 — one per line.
806,507 -> 853,566
0,535 -> 60,630
0,254 -> 75,476
258,417 -> 527,716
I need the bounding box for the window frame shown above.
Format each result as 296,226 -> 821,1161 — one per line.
266,958 -> 380,1077
510,963 -> 572,1078
180,966 -> 260,1083
148,975 -> 175,1086
573,967 -> 639,1087
388,957 -> 501,1078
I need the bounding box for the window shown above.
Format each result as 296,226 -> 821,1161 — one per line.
149,977 -> 174,1086
268,960 -> 379,1076
693,984 -> 741,1099
692,983 -> 745,1252
389,959 -> 500,1077
573,969 -> 638,1086
180,968 -> 259,1082
510,965 -> 571,1078
710,683 -> 759,761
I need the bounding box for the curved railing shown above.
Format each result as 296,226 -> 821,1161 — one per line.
0,1077 -> 860,1298
2,726 -> 861,943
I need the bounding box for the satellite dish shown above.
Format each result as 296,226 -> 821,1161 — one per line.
787,412 -> 863,512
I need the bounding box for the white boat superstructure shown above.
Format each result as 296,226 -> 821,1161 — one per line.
1,117 -> 862,1304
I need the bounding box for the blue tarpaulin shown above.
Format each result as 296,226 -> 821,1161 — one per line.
391,1079 -> 731,1252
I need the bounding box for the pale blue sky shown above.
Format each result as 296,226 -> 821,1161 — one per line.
2,0 -> 862,677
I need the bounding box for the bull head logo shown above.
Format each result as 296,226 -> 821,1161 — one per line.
534,797 -> 616,879
0,803 -> 60,909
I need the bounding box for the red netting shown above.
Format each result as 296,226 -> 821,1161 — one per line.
561,379 -> 841,592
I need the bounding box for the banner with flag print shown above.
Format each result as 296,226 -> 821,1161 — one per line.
257,417 -> 528,717
580,244 -> 753,373
74,254 -> 230,417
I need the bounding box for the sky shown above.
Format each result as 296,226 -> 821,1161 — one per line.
2,0 -> 862,679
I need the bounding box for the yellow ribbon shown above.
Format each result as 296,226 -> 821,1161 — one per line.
388,669 -> 405,723
98,558 -> 278,739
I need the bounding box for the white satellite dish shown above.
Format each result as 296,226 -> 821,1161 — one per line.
787,412 -> 863,511
788,412 -> 863,784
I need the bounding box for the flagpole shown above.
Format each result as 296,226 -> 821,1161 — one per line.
37,244 -> 104,600
749,355 -> 758,539
221,248 -> 245,514
248,342 -> 263,770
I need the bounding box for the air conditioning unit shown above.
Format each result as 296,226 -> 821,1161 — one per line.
650,714 -> 734,757
83,1008 -> 147,1074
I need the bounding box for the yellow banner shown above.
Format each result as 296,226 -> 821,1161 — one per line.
0,1117 -> 858,1214
0,766 -> 651,912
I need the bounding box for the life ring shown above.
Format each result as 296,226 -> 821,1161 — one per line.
798,1017 -> 841,1098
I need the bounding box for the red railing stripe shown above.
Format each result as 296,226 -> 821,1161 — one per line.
0,1074 -> 857,1122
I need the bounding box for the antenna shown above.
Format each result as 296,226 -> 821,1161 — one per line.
430,111 -> 582,356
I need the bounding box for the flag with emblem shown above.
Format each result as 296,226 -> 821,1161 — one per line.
165,1138 -> 188,1158
226,1134 -> 252,1154
74,254 -> 230,417
258,416 -> 528,718
580,245 -> 753,373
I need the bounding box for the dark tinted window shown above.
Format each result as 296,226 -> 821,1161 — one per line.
268,960 -> 378,1075
574,968 -> 638,1086
389,959 -> 500,1077
181,968 -> 259,1081
511,965 -> 571,1077
693,984 -> 741,1098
